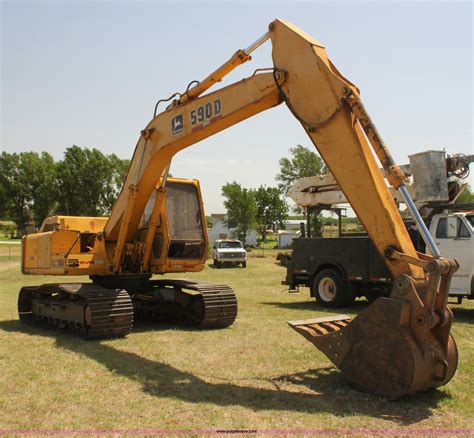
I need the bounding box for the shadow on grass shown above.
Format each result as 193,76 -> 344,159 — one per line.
0,319 -> 448,424
130,318 -> 205,333
259,300 -> 367,315
452,307 -> 474,324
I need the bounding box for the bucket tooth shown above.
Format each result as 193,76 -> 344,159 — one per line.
288,298 -> 458,400
288,315 -> 351,368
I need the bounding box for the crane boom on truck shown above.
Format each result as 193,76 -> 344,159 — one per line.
288,151 -> 473,211
19,19 -> 459,399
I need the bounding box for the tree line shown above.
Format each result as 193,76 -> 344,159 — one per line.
221,145 -> 327,242
2,141 -> 471,241
0,146 -> 129,234
0,143 -> 333,239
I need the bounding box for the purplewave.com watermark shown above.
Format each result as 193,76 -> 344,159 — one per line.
0,429 -> 473,436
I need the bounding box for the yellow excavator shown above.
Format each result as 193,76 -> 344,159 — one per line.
19,19 -> 458,399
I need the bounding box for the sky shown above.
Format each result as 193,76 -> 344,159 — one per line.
1,0 -> 473,214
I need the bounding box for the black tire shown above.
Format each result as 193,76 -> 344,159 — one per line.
312,268 -> 354,308
213,258 -> 218,267
242,261 -> 247,268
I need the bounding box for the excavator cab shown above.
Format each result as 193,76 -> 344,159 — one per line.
138,178 -> 208,273
164,180 -> 207,260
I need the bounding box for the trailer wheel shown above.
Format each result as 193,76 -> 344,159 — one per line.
313,269 -> 353,308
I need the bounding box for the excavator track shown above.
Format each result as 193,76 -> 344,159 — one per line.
18,283 -> 133,339
150,279 -> 238,328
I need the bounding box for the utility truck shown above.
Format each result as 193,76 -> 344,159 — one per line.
279,151 -> 474,306
280,207 -> 474,306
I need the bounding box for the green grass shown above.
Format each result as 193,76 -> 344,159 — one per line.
0,257 -> 473,432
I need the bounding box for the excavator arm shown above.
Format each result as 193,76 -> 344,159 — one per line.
103,19 -> 458,399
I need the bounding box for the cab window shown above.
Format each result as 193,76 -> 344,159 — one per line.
466,215 -> 474,228
436,217 -> 471,239
458,220 -> 471,238
436,218 -> 447,238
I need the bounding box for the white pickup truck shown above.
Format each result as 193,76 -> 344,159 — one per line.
428,211 -> 474,300
212,239 -> 247,268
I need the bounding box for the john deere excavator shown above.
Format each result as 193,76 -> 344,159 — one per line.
18,19 -> 458,399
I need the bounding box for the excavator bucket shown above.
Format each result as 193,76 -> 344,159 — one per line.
288,295 -> 458,400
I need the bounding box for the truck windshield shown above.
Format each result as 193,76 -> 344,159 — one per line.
219,241 -> 242,249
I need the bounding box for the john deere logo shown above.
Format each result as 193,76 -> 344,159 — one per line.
171,114 -> 183,135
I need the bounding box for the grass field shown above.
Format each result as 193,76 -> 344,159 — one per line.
0,254 -> 473,433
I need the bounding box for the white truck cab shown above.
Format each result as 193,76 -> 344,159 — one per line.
212,239 -> 247,268
429,212 -> 474,300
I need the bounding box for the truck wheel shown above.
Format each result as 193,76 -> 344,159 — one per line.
313,269 -> 353,308
242,262 -> 247,268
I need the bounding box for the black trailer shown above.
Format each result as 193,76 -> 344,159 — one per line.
278,235 -> 391,307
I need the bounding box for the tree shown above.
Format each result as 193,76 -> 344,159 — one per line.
0,177 -> 11,220
221,182 -> 256,244
102,154 -> 130,213
0,146 -> 129,234
56,146 -> 128,216
275,145 -> 328,195
0,151 -> 56,233
456,184 -> 474,203
30,152 -> 57,226
0,152 -> 31,233
254,186 -> 288,241
310,214 -> 324,237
